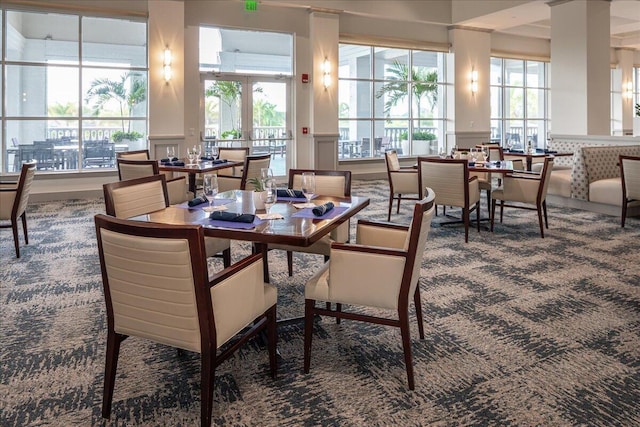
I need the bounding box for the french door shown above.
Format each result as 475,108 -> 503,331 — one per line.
201,74 -> 292,177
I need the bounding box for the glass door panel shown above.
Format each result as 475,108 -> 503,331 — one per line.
203,79 -> 243,142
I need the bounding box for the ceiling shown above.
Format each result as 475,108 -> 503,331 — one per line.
457,0 -> 640,50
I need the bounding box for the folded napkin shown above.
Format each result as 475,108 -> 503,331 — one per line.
212,159 -> 227,164
200,156 -> 216,161
160,157 -> 179,163
277,188 -> 305,198
188,195 -> 208,207
312,202 -> 334,217
209,211 -> 255,223
507,149 -> 524,154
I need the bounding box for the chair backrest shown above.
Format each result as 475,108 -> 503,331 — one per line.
538,157 -> 555,202
103,174 -> 169,219
487,146 -> 504,161
7,162 -> 36,219
116,149 -> 150,160
417,157 -> 470,207
241,154 -> 272,190
401,189 -> 436,306
219,147 -> 250,177
117,158 -> 159,181
94,214 -> 210,353
289,169 -> 352,197
385,150 -> 401,172
621,155 -> 640,200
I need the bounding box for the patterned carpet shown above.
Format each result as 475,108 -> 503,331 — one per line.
1,179 -> 639,426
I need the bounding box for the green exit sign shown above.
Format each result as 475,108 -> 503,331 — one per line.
245,1 -> 257,11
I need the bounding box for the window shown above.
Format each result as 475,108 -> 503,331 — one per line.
339,44 -> 449,159
490,58 -> 550,150
1,9 -> 147,173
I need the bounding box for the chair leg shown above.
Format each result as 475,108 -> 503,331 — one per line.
102,331 -> 125,419
303,299 -> 315,374
486,190 -> 491,216
11,218 -> 20,258
21,212 -> 29,245
200,349 -> 216,427
463,208 -> 470,243
396,195 -> 402,214
414,287 -> 424,340
222,248 -> 231,268
399,311 -> 415,390
622,199 -> 627,228
499,201 -> 504,223
336,303 -> 342,324
387,193 -> 394,221
543,200 -> 548,229
286,251 -> 293,276
490,199 -> 496,232
266,306 -> 278,379
537,203 -> 545,238
476,202 -> 481,232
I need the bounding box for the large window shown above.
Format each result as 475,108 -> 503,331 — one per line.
1,9 -> 147,173
490,58 -> 550,150
339,44 -> 449,159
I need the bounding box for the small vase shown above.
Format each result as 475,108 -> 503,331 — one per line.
253,191 -> 266,210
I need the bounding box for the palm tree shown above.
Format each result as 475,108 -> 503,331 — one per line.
376,60 -> 438,118
85,71 -> 146,134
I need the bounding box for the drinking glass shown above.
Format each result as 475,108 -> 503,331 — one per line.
261,168 -> 274,188
438,147 -> 447,159
187,146 -> 197,165
166,146 -> 175,159
450,145 -> 458,159
481,147 -> 489,163
196,144 -> 202,160
211,145 -> 219,160
202,174 -> 218,212
301,172 -> 316,205
261,181 -> 278,215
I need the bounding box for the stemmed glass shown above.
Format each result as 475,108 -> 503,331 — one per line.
202,174 -> 218,212
210,145 -> 219,160
481,147 -> 489,163
450,145 -> 458,159
261,180 -> 278,215
166,146 -> 175,159
301,172 -> 316,206
261,167 -> 274,188
187,146 -> 197,165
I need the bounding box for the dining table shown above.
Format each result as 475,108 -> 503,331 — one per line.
128,189 -> 371,283
158,159 -> 243,194
502,150 -> 573,171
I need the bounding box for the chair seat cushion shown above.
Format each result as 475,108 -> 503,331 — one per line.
547,169 -> 572,197
589,178 -> 622,206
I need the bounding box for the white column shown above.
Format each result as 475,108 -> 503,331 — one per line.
615,49 -> 635,135
550,0 -> 611,135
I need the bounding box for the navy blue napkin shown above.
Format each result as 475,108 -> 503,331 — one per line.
213,159 -> 227,164
209,211 -> 255,223
312,202 -> 334,217
188,195 -> 208,207
171,161 -> 185,166
161,157 -> 179,163
277,188 -> 305,198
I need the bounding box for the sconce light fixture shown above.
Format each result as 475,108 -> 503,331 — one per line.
163,47 -> 172,83
471,69 -> 478,94
623,81 -> 633,99
322,57 -> 331,90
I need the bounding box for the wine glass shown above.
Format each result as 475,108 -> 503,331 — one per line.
438,147 -> 447,159
506,140 -> 514,152
211,145 -> 219,160
481,147 -> 489,163
261,181 -> 278,215
186,146 -> 197,165
166,146 -> 175,159
301,172 -> 316,205
195,144 -> 202,161
202,174 -> 218,212
261,167 -> 274,188
450,145 -> 458,159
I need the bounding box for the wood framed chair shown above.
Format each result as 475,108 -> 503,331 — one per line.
217,147 -> 250,177
385,150 -> 420,221
417,157 -> 480,243
620,155 -> 640,228
0,162 -> 36,258
268,169 -> 352,277
116,158 -> 191,205
303,190 -> 436,390
491,156 -> 554,238
116,149 -> 150,160
104,174 -> 231,267
95,214 -> 277,427
217,153 -> 271,192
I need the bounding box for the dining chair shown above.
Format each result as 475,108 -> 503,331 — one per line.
269,169 -> 352,277
417,157 -> 480,243
491,156 -> 554,238
303,189 -> 436,390
116,149 -> 150,160
385,149 -> 420,221
218,153 -> 271,192
620,155 -> 640,228
116,158 -> 191,204
0,162 -> 36,258
94,214 -> 277,427
104,174 -> 231,267
217,146 -> 250,177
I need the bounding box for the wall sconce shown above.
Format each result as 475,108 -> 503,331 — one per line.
322,57 -> 331,90
623,81 -> 633,99
163,47 -> 172,83
471,69 -> 478,94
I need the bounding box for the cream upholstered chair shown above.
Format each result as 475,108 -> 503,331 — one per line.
116,149 -> 150,160
95,214 -> 277,427
269,169 -> 352,277
417,157 -> 480,243
303,190 -> 436,390
620,155 -> 640,227
217,146 -> 250,178
385,150 -> 420,221
0,162 -> 36,258
491,156 -> 554,238
104,174 -> 231,267
218,153 -> 271,192
116,158 -> 192,205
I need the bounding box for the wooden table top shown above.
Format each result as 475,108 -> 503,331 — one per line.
157,159 -> 243,174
